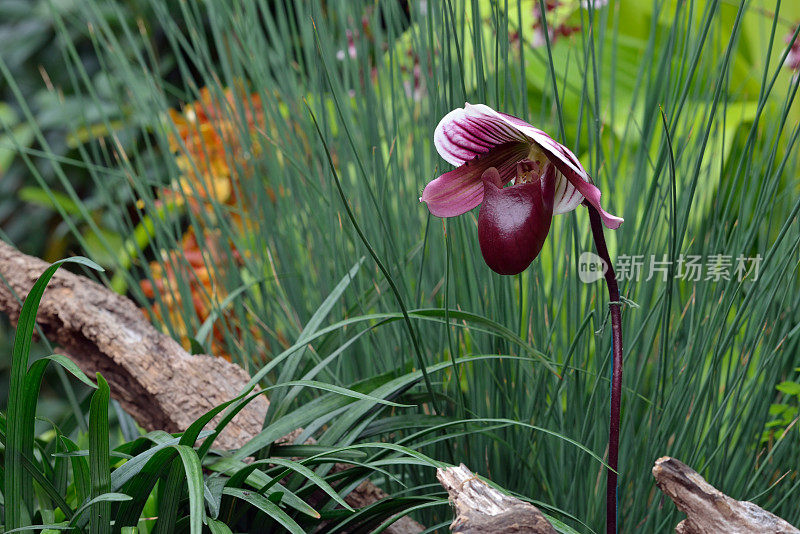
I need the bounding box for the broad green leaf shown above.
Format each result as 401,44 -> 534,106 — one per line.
152,445 -> 204,534
222,487 -> 304,534
3,256 -> 102,530
89,373 -> 112,534
70,494 -> 132,528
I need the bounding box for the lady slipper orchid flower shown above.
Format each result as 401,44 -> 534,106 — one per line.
421,103 -> 622,275
422,103 -> 626,533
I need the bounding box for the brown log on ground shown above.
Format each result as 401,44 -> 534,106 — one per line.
0,240 -> 424,533
653,456 -> 799,534
0,240 -> 266,450
437,463 -> 556,533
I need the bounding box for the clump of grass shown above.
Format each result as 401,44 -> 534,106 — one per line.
2,259 -> 454,531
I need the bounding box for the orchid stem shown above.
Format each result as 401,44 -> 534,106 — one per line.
586,204 -> 623,534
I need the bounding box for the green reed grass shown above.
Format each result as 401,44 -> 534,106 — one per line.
2,0 -> 799,531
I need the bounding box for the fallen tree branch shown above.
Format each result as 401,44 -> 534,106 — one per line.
437,463 -> 556,533
653,456 -> 799,534
0,240 -> 422,533
0,240 -> 266,450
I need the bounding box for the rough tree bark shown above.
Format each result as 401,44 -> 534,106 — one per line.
653,456 -> 799,534
437,463 -> 556,533
0,240 -> 423,533
0,240 -> 265,450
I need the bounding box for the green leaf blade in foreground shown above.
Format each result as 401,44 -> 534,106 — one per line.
205,518 -> 234,534
222,487 -> 304,534
60,435 -> 91,506
269,256 -> 365,418
3,255 -> 102,530
71,493 -> 133,529
153,445 -> 205,534
89,373 -> 112,534
19,454 -> 74,521
207,457 -> 320,519
113,447 -> 178,528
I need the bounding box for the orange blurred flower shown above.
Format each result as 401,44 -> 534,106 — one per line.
138,86 -> 289,360
163,86 -> 274,209
140,227 -> 253,359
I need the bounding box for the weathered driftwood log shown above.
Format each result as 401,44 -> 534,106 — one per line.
437,463 -> 556,533
0,240 -> 266,450
0,240 -> 423,533
653,456 -> 799,534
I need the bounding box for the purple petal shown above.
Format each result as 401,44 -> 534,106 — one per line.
421,141 -> 530,217
494,106 -> 624,228
433,103 -> 623,228
531,132 -> 623,229
478,165 -> 556,275
434,104 -> 530,166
